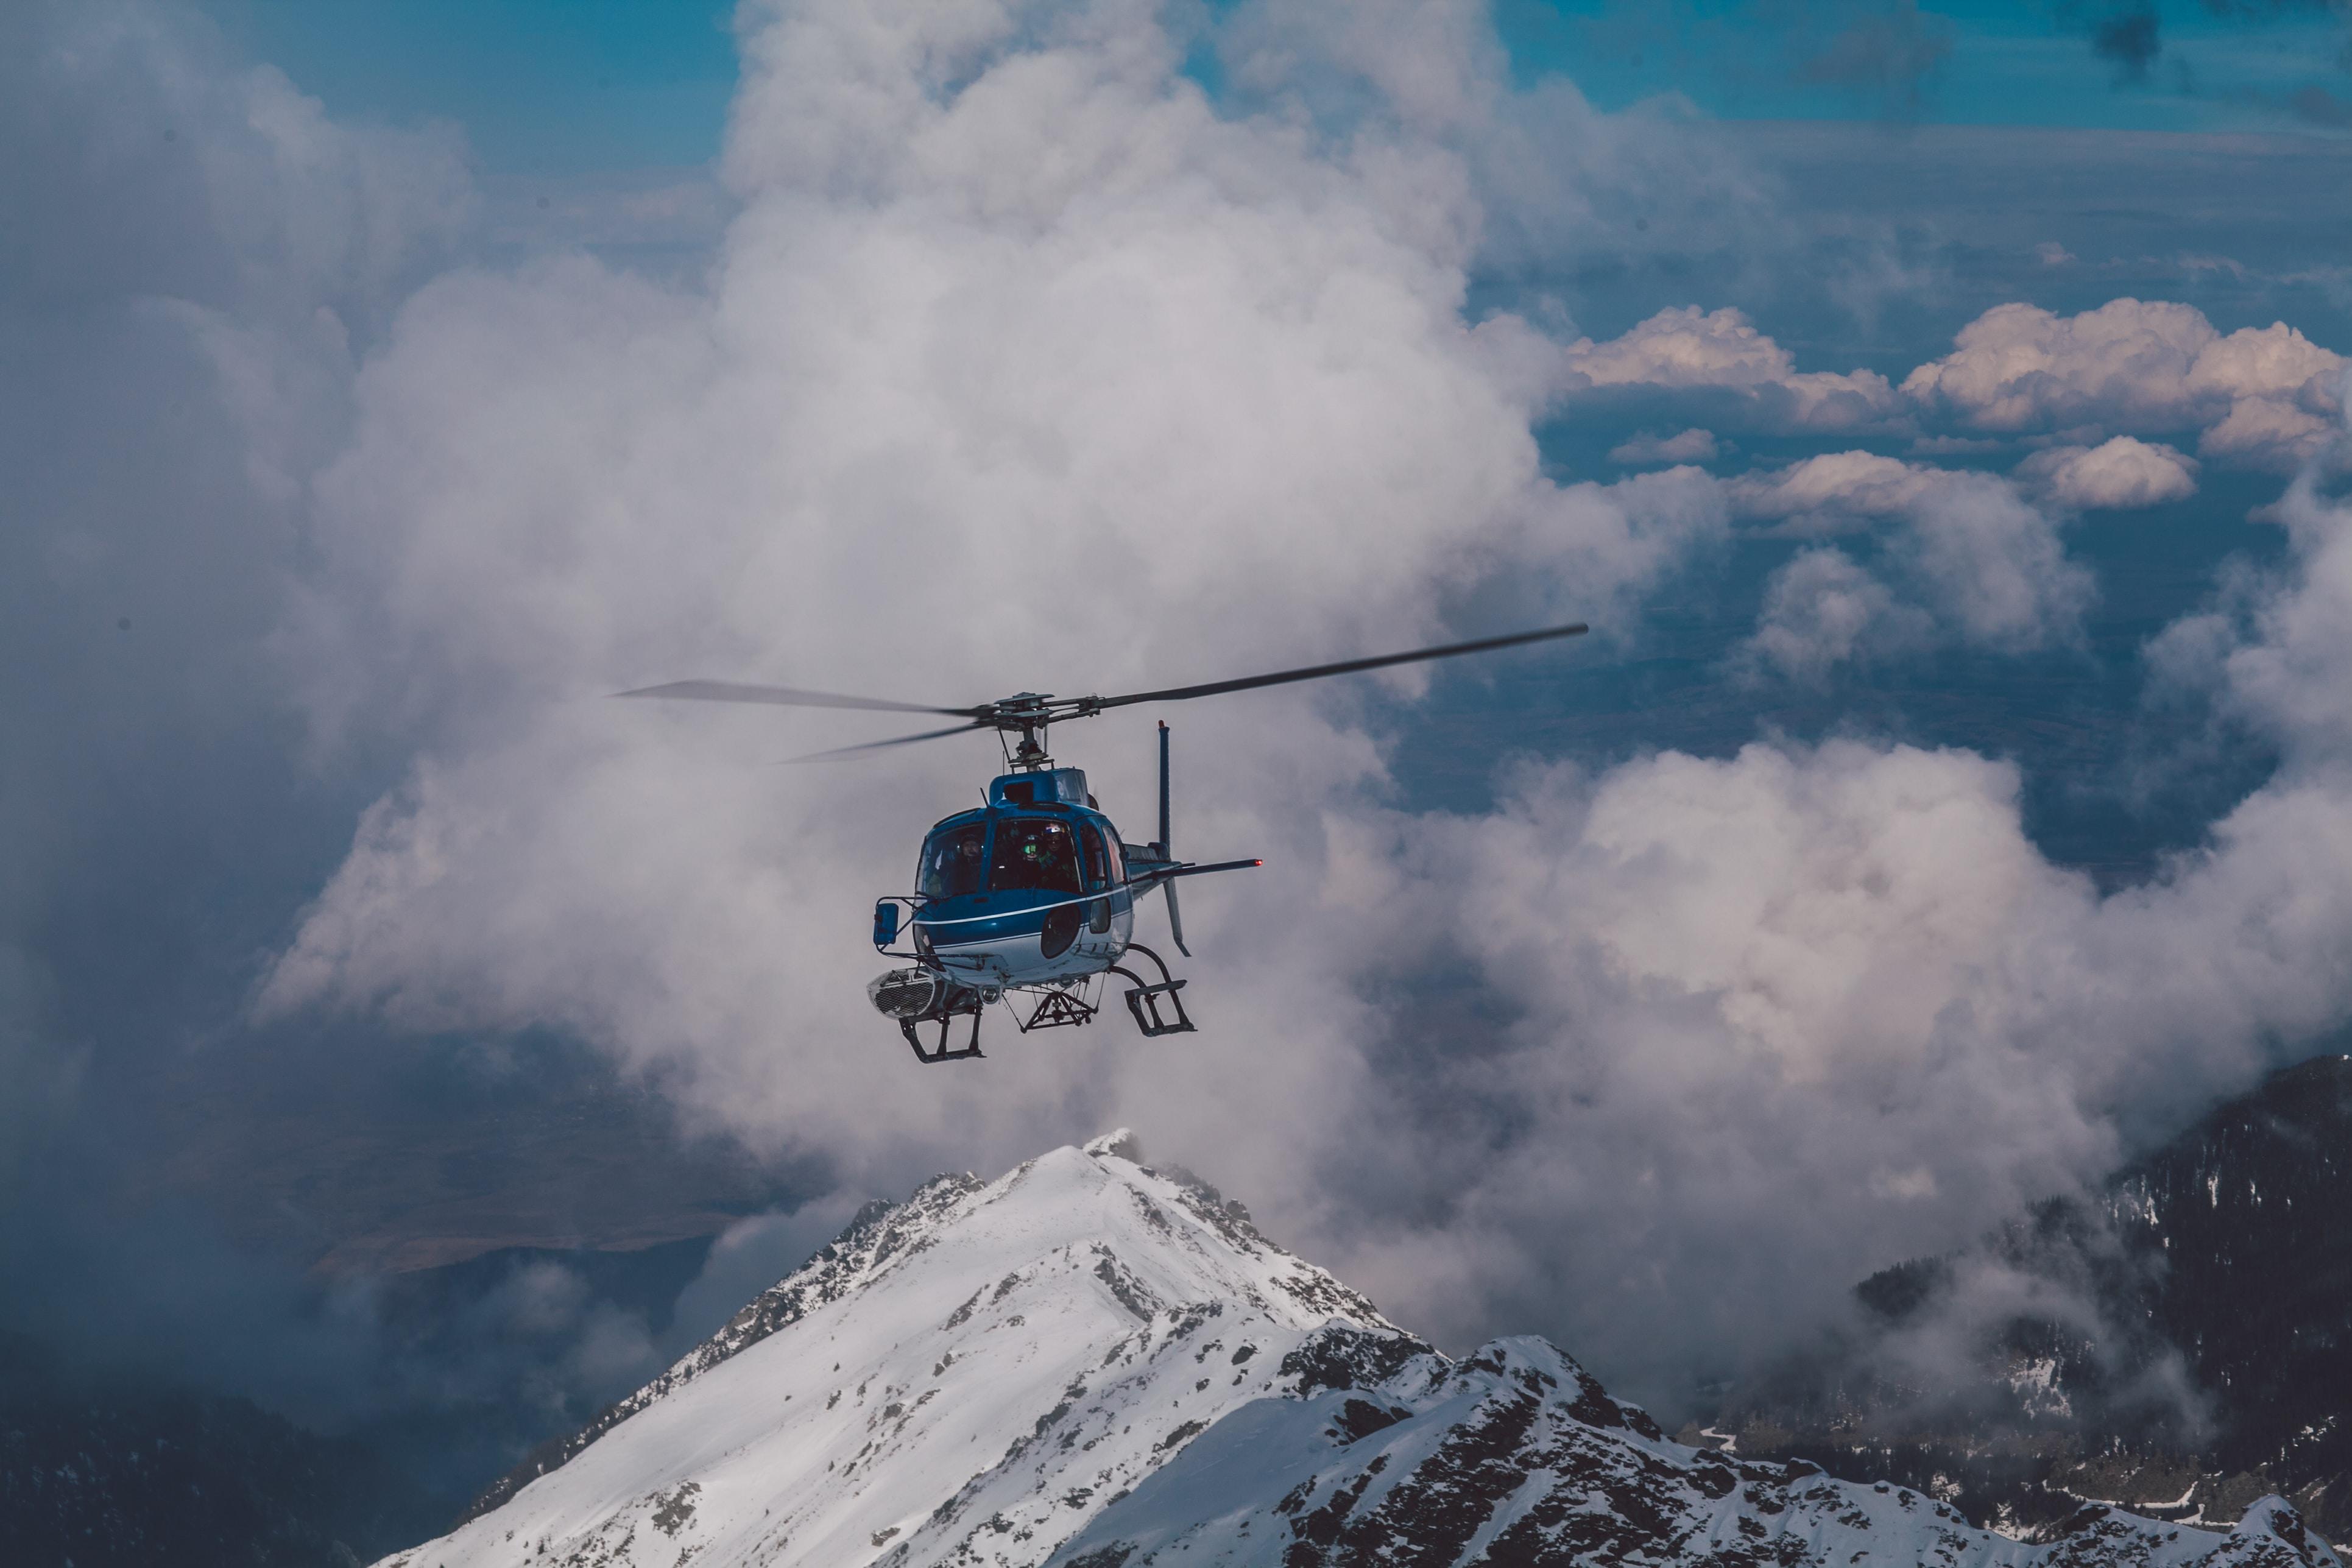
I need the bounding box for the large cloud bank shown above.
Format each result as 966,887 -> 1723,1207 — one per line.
258,0 -> 1729,1181
0,0 -> 471,1196
16,0 -> 2352,1418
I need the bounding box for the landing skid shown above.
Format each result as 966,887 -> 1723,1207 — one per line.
1108,942 -> 1196,1037
900,1008 -> 984,1064
902,944 -> 1195,1061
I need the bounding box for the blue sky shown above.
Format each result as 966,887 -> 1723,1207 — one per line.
1500,1 -> 2352,130
202,0 -> 739,172
200,0 -> 2350,176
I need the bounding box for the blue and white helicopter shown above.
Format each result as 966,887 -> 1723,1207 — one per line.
621,622 -> 1587,1063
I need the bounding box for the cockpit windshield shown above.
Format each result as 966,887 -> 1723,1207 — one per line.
919,823 -> 987,900
987,816 -> 1082,895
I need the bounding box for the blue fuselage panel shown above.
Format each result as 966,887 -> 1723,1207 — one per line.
898,802 -> 1139,986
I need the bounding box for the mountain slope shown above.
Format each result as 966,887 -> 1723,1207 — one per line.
382,1134 -> 2340,1568
1717,1053 -> 2352,1538
380,1132 -> 1392,1568
1056,1336 -> 2335,1568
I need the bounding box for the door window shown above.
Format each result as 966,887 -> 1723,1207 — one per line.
919,824 -> 987,899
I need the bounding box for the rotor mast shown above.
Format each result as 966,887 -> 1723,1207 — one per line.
995,694 -> 1056,771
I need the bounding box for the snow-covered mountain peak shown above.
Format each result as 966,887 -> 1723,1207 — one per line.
1082,1129 -> 1142,1161
386,1135 -> 1404,1568
386,1137 -> 2343,1568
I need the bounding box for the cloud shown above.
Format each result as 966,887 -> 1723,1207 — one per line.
1554,305 -> 1905,431
266,0 -> 2352,1419
21,0 -> 2352,1443
1320,631 -> 2352,1391
2205,471 -> 2352,768
0,0 -> 474,1205
1793,0 -> 1955,119
1608,428 -> 1722,467
256,0 -> 1731,1197
2016,436 -> 2199,509
2085,2 -> 2162,82
1729,449 -> 1942,527
1211,0 -> 1789,291
1899,473 -> 2096,648
1902,298 -> 2346,470
1728,455 -> 2094,671
1738,546 -> 1931,683
0,2 -> 701,1471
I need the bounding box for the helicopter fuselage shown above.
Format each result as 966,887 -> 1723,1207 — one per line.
902,768 -> 1138,990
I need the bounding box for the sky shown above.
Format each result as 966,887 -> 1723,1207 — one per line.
6,0 -> 2352,1499
195,0 -> 2352,172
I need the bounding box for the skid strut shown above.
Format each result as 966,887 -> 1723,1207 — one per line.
1109,942 -> 1196,1037
1017,987 -> 1098,1033
901,1006 -> 984,1064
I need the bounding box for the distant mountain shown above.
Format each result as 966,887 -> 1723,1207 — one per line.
381,1133 -> 2336,1568
0,1333 -> 419,1568
1717,1054 -> 2352,1544
0,1236 -> 722,1568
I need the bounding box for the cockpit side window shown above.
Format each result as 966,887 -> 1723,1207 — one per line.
1080,823 -> 1111,890
987,816 -> 1082,895
919,823 -> 987,899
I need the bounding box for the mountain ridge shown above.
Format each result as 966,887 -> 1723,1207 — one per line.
383,1131 -> 2340,1568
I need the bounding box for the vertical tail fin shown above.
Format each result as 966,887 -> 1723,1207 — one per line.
1157,721 -> 1171,854
1157,721 -> 1189,955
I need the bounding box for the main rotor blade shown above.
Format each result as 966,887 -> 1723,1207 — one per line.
615,680 -> 976,718
1090,621 -> 1590,711
782,719 -> 993,763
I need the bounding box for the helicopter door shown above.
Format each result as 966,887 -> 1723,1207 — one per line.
920,823 -> 989,900
1080,824 -> 1113,933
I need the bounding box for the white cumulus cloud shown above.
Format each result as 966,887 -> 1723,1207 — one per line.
1555,305 -> 1904,431
1729,450 -> 1942,528
2015,436 -> 2198,510
1902,298 -> 2345,471
259,0 -> 1731,1201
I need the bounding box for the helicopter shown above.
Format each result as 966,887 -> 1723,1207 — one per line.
620,621 -> 1589,1064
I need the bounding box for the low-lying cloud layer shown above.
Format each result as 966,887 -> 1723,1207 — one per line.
10,0 -> 2352,1426
1553,295 -> 2345,467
